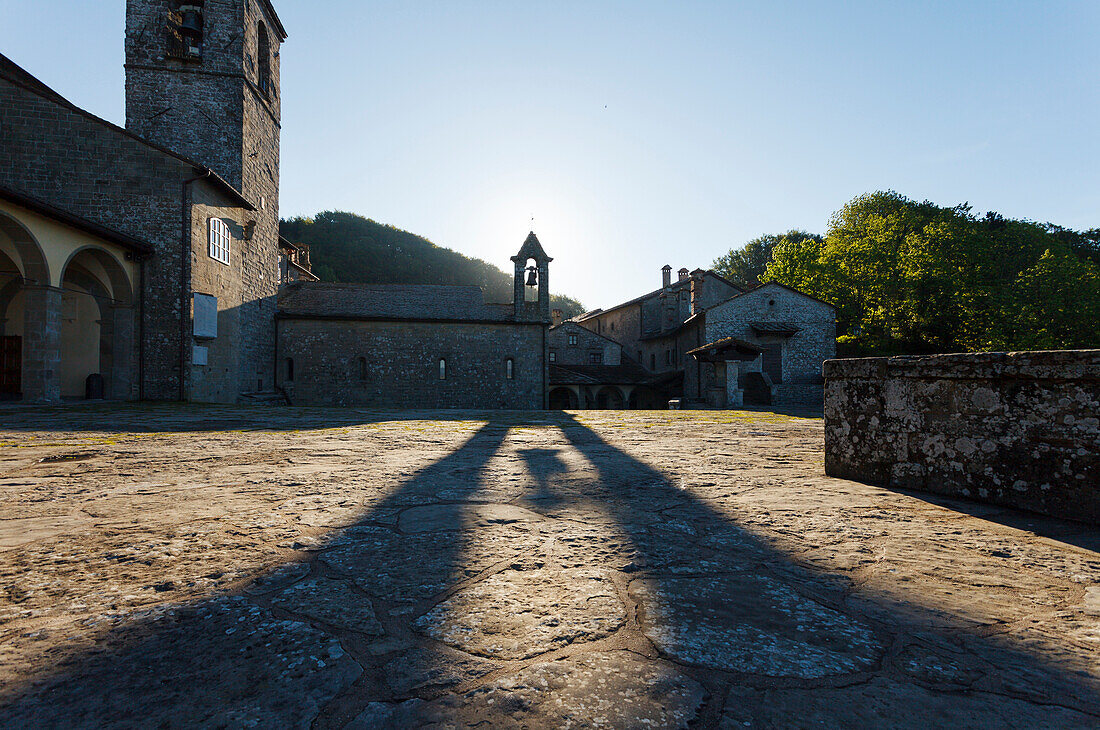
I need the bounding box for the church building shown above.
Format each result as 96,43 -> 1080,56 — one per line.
276,233 -> 553,409
0,0 -> 286,403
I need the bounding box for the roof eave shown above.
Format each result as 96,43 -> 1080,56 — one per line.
0,184 -> 154,256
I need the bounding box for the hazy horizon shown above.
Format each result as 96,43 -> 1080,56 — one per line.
2,0 -> 1097,307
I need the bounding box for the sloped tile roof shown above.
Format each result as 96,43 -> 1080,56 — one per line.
277,282 -> 516,322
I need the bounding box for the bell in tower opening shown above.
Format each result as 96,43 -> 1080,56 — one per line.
526,265 -> 539,287
168,2 -> 205,61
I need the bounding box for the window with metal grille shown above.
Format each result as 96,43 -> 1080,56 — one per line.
209,218 -> 230,265
588,352 -> 602,364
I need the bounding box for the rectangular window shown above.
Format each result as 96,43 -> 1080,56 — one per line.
588,352 -> 602,364
209,218 -> 231,265
549,350 -> 557,363
568,334 -> 578,346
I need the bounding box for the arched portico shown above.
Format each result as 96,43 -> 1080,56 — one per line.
0,211 -> 56,402
595,386 -> 625,410
59,247 -> 135,400
549,386 -> 580,410
0,205 -> 138,403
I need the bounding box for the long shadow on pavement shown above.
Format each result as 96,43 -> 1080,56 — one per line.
0,410 -> 1097,728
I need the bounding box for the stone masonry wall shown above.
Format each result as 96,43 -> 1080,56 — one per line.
127,0 -> 282,400
706,284 -> 836,406
824,350 -> 1100,524
278,319 -> 545,409
549,323 -> 621,367
0,75 -> 192,400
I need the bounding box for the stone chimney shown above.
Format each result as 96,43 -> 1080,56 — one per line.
678,267 -> 689,282
690,276 -> 699,315
661,264 -> 672,288
551,309 -> 564,326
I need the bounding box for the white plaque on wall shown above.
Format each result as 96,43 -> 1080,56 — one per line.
193,293 -> 218,339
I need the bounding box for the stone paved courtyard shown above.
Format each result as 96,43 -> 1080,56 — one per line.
0,404 -> 1098,728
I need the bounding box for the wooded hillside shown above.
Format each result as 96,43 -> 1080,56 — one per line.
280,211 -> 585,317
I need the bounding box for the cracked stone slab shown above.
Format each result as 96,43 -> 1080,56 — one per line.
397,502 -> 544,533
721,677 -> 1099,729
630,573 -> 882,678
0,596 -> 361,729
361,651 -> 705,728
383,645 -> 502,694
321,523 -> 543,603
271,576 -> 384,635
414,568 -> 625,659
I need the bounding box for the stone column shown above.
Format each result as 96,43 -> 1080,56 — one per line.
21,284 -> 62,403
725,360 -> 744,408
109,305 -> 135,400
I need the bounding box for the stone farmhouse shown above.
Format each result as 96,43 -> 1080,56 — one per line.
561,266 -> 836,408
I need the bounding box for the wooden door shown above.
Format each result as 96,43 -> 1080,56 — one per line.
762,344 -> 783,384
0,336 -> 20,397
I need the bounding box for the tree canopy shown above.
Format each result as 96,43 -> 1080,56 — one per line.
715,191 -> 1100,356
280,211 -> 585,317
713,230 -> 822,287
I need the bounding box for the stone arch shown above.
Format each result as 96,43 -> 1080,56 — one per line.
595,386 -> 625,410
549,387 -> 579,410
58,247 -> 135,400
60,246 -> 132,305
628,386 -> 664,410
0,210 -> 49,285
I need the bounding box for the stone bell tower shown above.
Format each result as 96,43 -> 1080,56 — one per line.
124,0 -> 288,397
124,0 -> 286,206
511,232 -> 553,322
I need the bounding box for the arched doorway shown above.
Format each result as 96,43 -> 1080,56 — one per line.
548,387 -> 579,410
628,386 -> 664,410
0,211 -> 51,401
59,247 -> 133,400
595,386 -> 624,410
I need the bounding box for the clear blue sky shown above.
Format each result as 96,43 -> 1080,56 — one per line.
2,1 -> 1097,307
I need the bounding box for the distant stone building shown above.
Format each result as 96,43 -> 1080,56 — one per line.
0,0 -> 290,403
571,267 -> 835,408
547,321 -> 665,409
276,233 -> 553,409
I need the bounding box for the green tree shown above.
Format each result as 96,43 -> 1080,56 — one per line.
713,230 -> 822,287
760,190 -> 1100,355
1012,249 -> 1100,350
550,294 -> 586,319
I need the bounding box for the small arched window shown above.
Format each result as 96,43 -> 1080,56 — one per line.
285,357 -> 294,382
439,358 -> 447,380
506,358 -> 515,380
358,357 -> 367,381
257,22 -> 271,95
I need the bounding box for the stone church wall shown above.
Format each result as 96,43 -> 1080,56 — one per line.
278,319 -> 545,409
0,75 -> 191,400
824,350 -> 1100,524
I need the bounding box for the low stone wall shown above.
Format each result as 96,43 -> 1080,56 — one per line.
823,350 -> 1100,524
